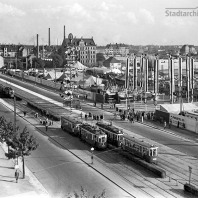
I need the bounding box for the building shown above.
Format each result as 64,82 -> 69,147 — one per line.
180,44 -> 197,55
0,44 -> 34,68
105,43 -> 129,57
103,57 -> 121,70
62,33 -> 96,67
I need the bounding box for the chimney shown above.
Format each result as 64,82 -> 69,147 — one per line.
48,28 -> 50,46
64,25 -> 66,40
37,34 -> 39,58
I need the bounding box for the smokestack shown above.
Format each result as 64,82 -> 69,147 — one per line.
48,28 -> 51,46
64,25 -> 66,40
37,34 -> 39,58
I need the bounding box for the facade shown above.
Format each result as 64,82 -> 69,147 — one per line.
62,33 -> 96,67
105,43 -> 129,57
180,44 -> 197,55
103,57 -> 121,70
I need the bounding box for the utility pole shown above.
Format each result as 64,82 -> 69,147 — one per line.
178,55 -> 182,113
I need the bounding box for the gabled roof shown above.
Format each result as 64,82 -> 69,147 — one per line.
103,57 -> 120,67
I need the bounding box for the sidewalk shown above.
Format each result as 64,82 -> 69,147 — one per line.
0,143 -> 49,198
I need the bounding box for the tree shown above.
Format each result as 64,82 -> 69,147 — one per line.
96,53 -> 105,67
33,58 -> 45,69
0,116 -> 39,178
51,53 -> 63,68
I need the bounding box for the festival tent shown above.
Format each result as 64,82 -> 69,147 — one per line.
44,71 -> 63,80
72,61 -> 87,70
57,73 -> 69,81
84,75 -> 103,87
108,68 -> 122,74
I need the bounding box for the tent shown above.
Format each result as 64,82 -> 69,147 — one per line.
72,61 -> 87,70
108,68 -> 122,74
57,73 -> 69,81
84,75 -> 103,87
44,71 -> 63,80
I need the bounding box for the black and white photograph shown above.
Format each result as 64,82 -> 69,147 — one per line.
0,0 -> 198,198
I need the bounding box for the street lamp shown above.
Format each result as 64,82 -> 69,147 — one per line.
91,147 -> 94,164
189,166 -> 192,185
10,89 -> 16,133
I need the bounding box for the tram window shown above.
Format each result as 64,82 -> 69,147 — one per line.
149,149 -> 153,156
153,149 -> 157,156
102,136 -> 105,142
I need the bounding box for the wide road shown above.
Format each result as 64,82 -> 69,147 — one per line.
1,74 -> 198,158
0,101 -> 132,198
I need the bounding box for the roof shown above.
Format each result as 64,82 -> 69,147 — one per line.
62,36 -> 96,47
103,57 -> 120,67
160,103 -> 198,114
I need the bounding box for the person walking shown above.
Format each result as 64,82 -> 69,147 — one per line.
15,170 -> 19,183
164,121 -> 167,129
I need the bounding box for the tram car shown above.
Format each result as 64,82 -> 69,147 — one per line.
80,123 -> 107,150
61,115 -> 82,136
121,135 -> 158,164
96,122 -> 123,147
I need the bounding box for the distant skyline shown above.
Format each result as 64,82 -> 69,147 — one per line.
0,0 -> 198,46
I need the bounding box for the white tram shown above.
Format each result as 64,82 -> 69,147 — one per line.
122,135 -> 158,164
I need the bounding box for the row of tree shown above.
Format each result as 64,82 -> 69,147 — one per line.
0,116 -> 39,178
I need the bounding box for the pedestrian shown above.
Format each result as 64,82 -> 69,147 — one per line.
169,120 -> 172,128
177,121 -> 180,128
141,115 -> 144,123
23,111 -> 27,117
15,170 -> 19,183
45,123 -> 48,131
164,121 -> 166,129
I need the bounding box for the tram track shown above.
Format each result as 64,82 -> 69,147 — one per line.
4,97 -> 194,198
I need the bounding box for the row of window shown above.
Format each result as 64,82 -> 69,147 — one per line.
80,51 -> 95,54
80,55 -> 95,59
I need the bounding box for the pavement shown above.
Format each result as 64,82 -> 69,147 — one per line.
0,143 -> 50,198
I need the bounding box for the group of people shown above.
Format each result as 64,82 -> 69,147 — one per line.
85,112 -> 103,121
117,109 -> 156,124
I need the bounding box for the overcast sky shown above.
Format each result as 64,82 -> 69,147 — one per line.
0,0 -> 197,46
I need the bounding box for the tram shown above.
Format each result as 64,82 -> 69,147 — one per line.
80,123 -> 107,150
96,122 -> 123,147
122,135 -> 158,164
61,115 -> 81,136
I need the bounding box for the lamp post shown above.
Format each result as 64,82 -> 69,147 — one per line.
189,166 -> 192,185
11,90 -> 17,133
91,147 -> 94,164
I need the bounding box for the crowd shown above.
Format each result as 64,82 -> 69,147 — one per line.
85,112 -> 104,121
117,109 -> 156,124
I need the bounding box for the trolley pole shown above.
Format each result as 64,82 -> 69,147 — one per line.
13,93 -> 16,133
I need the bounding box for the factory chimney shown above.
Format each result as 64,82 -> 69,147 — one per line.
37,34 -> 39,58
48,28 -> 51,46
64,25 -> 66,40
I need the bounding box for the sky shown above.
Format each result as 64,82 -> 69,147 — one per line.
0,0 -> 197,46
